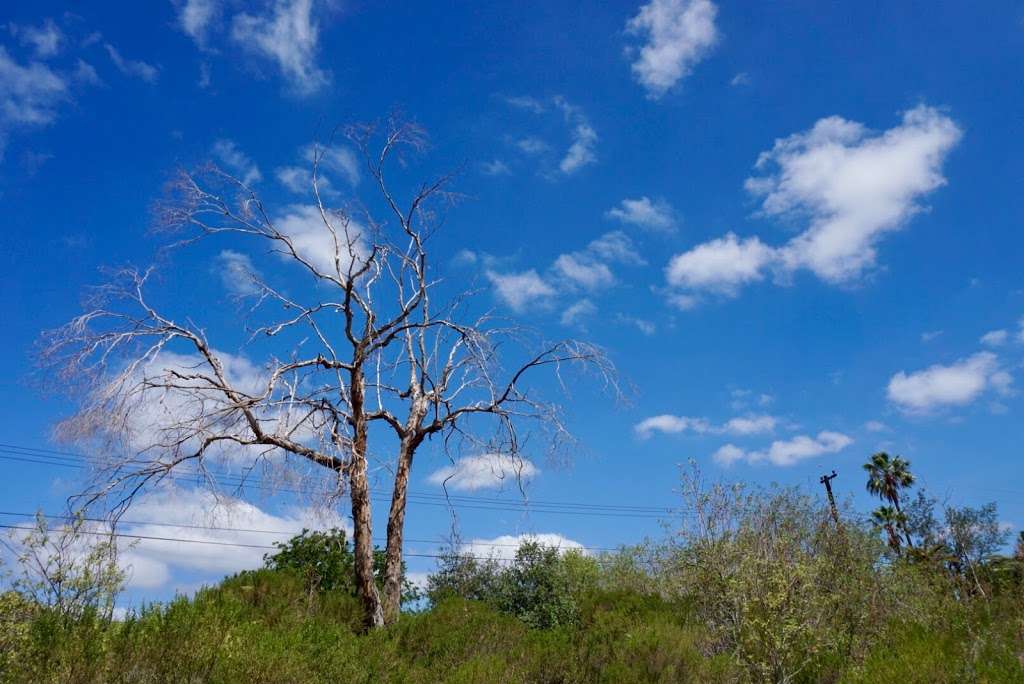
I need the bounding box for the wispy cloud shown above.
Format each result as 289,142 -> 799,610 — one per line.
104,44 -> 159,83
230,0 -> 328,95
605,196 -> 676,233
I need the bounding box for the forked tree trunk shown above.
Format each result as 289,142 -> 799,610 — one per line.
349,369 -> 384,630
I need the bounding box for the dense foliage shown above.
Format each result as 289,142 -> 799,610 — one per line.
2,461 -> 1023,682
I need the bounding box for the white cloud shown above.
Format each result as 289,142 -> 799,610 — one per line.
73,59 -> 102,86
217,250 -> 261,296
212,138 -> 262,186
118,485 -> 348,589
712,444 -> 745,466
625,0 -> 718,99
515,137 -> 549,155
305,143 -> 359,186
485,269 -> 557,312
110,349 -> 271,456
461,533 -> 584,562
10,18 -> 64,58
636,413 -> 777,438
665,232 -> 775,294
666,106 -> 961,305
553,253 -> 615,290
887,351 -> 1009,412
104,44 -> 159,83
615,314 -> 656,336
561,299 -> 597,326
749,105 -> 961,283
554,97 -> 598,175
176,0 -> 221,47
864,420 -> 888,432
231,0 -> 328,95
586,230 -> 646,266
635,414 -> 712,438
273,204 -> 367,276
0,47 -> 68,158
276,144 -> 359,196
723,414 -> 777,435
921,330 -> 943,343
716,431 -> 853,467
730,72 -> 751,87
980,329 -> 1008,347
503,95 -> 547,113
605,196 -> 676,232
427,454 -> 539,492
486,231 -> 641,314
276,165 -> 320,194
481,159 -> 511,176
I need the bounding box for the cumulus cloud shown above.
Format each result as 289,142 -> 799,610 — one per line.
485,269 -> 557,312
212,138 -> 262,186
634,413 -> 776,438
665,232 -> 775,295
605,196 -> 676,232
104,44 -> 159,83
723,414 -> 777,435
273,204 -> 367,276
714,431 -> 853,467
231,0 -> 328,95
887,351 -> 1011,412
665,106 -> 962,305
118,485 -> 348,589
461,533 -> 584,562
634,414 -> 713,438
0,46 -> 68,158
625,0 -> 718,99
749,105 -> 961,282
427,454 -> 539,492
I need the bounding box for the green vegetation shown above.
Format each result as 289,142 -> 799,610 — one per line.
2,459 -> 1023,683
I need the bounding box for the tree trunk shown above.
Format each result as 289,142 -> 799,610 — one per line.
892,496 -> 914,549
382,430 -> 423,624
349,368 -> 384,630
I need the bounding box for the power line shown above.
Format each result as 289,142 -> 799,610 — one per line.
0,510 -> 622,553
0,523 -> 599,562
0,442 -> 678,519
0,442 -> 670,513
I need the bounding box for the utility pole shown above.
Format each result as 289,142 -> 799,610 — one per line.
820,470 -> 840,526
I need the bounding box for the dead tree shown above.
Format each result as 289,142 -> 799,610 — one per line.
38,118 -> 614,629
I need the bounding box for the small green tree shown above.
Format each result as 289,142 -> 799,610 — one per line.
427,540 -> 598,629
264,528 -> 419,606
4,512 -> 126,622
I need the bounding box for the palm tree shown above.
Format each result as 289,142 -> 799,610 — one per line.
864,452 -> 915,548
871,506 -> 906,552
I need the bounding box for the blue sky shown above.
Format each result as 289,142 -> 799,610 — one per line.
2,1 -> 1023,605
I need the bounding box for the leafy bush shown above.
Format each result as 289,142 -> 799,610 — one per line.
427,540 -> 599,629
